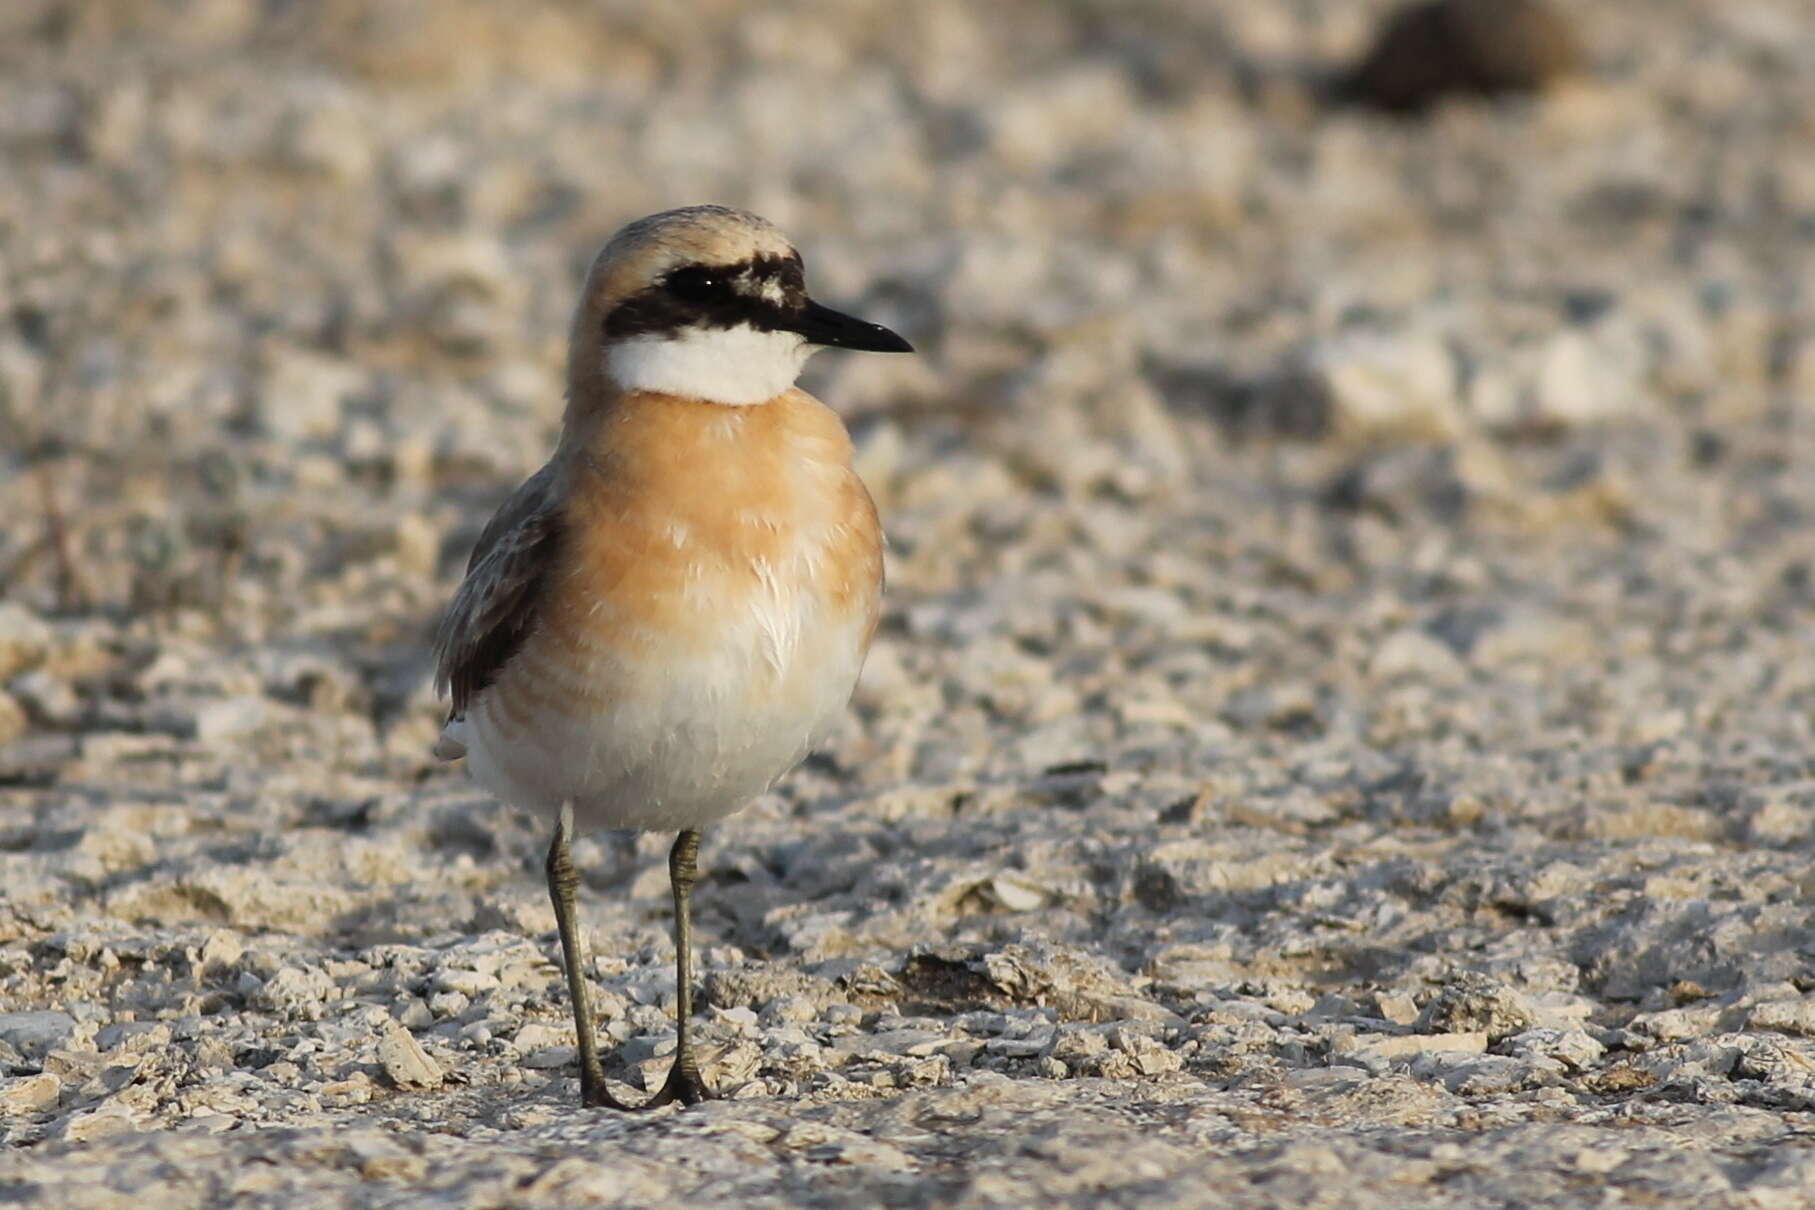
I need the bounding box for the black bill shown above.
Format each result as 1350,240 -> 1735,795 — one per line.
792,299 -> 914,353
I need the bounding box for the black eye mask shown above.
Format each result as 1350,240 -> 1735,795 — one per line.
604,253 -> 809,339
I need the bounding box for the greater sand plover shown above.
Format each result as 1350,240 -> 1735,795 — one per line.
432,206 -> 912,1109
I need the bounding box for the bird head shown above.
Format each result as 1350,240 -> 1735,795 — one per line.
571,205 -> 912,406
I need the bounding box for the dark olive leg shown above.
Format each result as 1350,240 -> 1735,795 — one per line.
545,804 -> 629,1110
643,828 -> 709,1108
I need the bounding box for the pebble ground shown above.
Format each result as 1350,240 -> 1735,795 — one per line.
2,2 -> 1814,1207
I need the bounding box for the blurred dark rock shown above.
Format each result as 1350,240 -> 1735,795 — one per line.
1342,0 -> 1581,112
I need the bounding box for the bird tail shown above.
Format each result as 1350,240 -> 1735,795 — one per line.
433,715 -> 469,761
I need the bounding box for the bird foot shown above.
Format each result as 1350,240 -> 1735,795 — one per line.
579,1070 -> 634,1111
641,1060 -> 710,1110
576,1062 -> 708,1111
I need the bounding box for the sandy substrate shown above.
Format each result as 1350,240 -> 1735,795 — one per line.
3,1 -> 1815,1206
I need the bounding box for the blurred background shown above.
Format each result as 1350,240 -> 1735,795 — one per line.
5,3 -> 1815,1171
1,0 -> 1813,832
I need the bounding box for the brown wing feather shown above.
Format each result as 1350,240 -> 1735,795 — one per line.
433,463 -> 564,718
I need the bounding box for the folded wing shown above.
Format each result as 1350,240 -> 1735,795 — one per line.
432,463 -> 565,758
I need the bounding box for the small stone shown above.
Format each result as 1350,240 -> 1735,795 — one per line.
397,999 -> 436,1031
199,929 -> 244,974
257,343 -> 367,442
0,1073 -> 62,1115
1052,1030 -> 1109,1063
1747,801 -> 1815,847
1081,1050 -> 1140,1080
1307,331 -> 1464,442
1629,1006 -> 1716,1043
0,691 -> 26,747
192,696 -> 268,742
1339,1031 -> 1489,1067
54,1105 -> 140,1142
760,996 -> 819,1026
318,1073 -> 376,1104
822,1004 -> 864,1028
377,1025 -> 444,1089
179,1114 -> 238,1135
521,1046 -> 576,1070
393,513 -> 441,580
1370,628 -> 1467,685
1530,325 -> 1644,429
1223,682 -> 1319,732
0,603 -> 52,680
1440,1055 -> 1543,1095
1344,0 -> 1580,112
1109,1030 -> 1184,1076
511,1022 -> 568,1052
1746,998 -> 1815,1039
0,1011 -> 78,1063
434,968 -> 500,997
428,991 -> 471,1019
987,874 -> 1048,912
251,967 -> 335,1021
1417,975 -> 1535,1041
94,1022 -> 170,1055
11,670 -> 79,727
1372,992 -> 1421,1026
1504,1028 -> 1606,1071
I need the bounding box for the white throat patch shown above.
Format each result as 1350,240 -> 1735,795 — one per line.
606,324 -> 814,406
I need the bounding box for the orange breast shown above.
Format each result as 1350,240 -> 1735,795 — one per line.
538,389 -> 882,688
460,389 -> 884,827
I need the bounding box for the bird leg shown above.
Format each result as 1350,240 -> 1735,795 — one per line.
545,803 -> 630,1110
642,828 -> 710,1108
545,811 -> 709,1110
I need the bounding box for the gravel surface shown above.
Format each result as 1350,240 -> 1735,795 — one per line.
4,1 -> 1815,1207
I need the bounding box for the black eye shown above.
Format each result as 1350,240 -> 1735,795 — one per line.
664,267 -> 723,303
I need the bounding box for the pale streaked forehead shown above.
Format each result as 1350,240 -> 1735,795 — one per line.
588,205 -> 798,298
608,205 -> 794,262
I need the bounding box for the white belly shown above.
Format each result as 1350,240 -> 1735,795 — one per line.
458,590 -> 870,833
